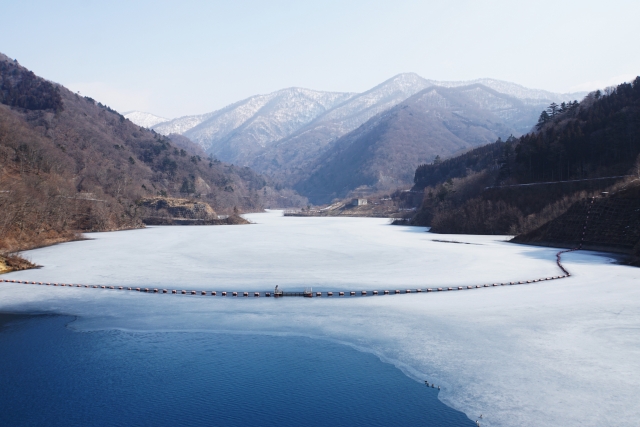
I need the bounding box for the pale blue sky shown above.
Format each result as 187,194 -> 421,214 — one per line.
1,0 -> 638,118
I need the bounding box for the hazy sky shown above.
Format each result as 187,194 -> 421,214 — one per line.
1,0 -> 638,118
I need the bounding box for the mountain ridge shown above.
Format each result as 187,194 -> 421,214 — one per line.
294,84 -> 522,203
125,74 -> 589,201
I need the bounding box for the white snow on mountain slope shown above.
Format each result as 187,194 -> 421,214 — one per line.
123,111 -> 170,128
449,84 -> 542,131
429,78 -> 588,105
188,88 -> 355,149
153,88 -> 355,154
152,111 -> 215,135
249,73 -> 435,169
295,73 -> 434,137
147,74 -> 588,168
253,79 -> 538,180
151,73 -> 431,162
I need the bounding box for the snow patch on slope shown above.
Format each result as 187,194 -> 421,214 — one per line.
124,111 -> 169,128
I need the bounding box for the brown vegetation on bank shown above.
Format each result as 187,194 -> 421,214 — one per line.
0,253 -> 38,273
0,54 -> 303,272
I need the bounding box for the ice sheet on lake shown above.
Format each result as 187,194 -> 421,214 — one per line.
1,210 -> 639,427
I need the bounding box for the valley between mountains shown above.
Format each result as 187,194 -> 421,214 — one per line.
128,74 -> 585,203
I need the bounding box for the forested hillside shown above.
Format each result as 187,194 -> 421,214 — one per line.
410,78 -> 640,239
294,85 -> 525,204
0,53 -> 304,264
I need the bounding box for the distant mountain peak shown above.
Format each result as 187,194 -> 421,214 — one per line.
426,77 -> 587,104
124,111 -> 169,128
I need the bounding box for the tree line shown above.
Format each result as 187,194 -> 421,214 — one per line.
409,77 -> 640,235
0,59 -> 63,112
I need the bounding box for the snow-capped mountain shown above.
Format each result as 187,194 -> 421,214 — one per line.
153,88 -> 355,162
124,111 -> 169,128
428,78 -> 586,106
141,74 -> 589,198
149,74 -> 584,169
250,73 -> 435,177
295,85 -> 530,203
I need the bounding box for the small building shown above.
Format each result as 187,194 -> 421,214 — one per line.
351,198 -> 368,206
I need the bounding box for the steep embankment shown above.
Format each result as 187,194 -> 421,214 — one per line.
513,184 -> 640,260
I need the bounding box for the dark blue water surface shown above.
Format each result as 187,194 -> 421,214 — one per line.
0,314 -> 473,427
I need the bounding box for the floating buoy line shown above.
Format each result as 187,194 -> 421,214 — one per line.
1,198 -> 594,299
0,271 -> 573,297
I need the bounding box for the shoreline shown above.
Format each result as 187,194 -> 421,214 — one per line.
0,215 -> 257,275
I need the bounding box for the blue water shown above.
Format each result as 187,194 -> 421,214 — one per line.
0,315 -> 474,427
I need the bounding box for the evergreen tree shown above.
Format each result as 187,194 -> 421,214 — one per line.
536,111 -> 550,129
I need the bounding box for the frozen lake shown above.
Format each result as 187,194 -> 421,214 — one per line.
1,210 -> 639,427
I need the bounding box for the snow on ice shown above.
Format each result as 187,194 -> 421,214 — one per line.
1,211 -> 638,427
